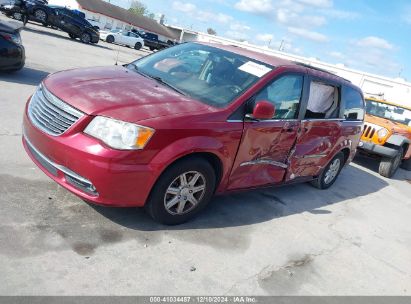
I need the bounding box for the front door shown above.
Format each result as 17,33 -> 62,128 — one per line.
228,74 -> 305,190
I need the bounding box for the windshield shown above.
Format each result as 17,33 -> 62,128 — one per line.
365,99 -> 411,126
129,42 -> 273,107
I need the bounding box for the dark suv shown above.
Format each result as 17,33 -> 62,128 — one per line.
28,4 -> 99,43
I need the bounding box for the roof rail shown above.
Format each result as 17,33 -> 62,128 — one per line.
293,62 -> 352,83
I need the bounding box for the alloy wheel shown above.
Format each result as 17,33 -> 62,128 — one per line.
164,171 -> 206,215
324,158 -> 341,185
35,10 -> 46,22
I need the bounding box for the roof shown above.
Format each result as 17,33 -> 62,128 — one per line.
365,97 -> 411,111
200,42 -> 293,67
202,42 -> 354,85
75,0 -> 178,40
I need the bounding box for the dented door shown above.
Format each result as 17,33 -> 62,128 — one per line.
228,120 -> 300,190
286,119 -> 343,181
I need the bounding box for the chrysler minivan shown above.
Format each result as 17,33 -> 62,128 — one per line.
22,42 -> 365,224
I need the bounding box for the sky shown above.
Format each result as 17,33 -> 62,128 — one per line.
107,0 -> 411,80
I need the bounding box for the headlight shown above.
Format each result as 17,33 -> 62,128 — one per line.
377,127 -> 389,139
84,116 -> 155,150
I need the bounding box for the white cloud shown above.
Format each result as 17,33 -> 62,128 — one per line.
172,1 -> 196,13
172,1 -> 233,25
320,8 -> 360,19
356,36 -> 394,50
225,30 -> 249,41
256,33 -> 274,42
230,23 -> 251,31
287,27 -> 328,42
234,0 -> 273,14
297,0 -> 333,8
329,51 -> 345,60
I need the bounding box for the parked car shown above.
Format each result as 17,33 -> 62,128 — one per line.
0,0 -> 47,22
100,29 -> 144,50
27,4 -> 99,43
22,42 -> 365,224
0,20 -> 24,71
357,97 -> 411,177
132,29 -> 172,51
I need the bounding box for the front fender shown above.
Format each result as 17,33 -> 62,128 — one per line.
149,136 -> 235,192
386,134 -> 410,146
386,134 -> 410,158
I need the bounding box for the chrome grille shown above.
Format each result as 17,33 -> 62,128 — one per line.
28,84 -> 84,136
362,123 -> 376,139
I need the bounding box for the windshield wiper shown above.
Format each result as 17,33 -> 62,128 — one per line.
126,66 -> 187,96
149,75 -> 188,96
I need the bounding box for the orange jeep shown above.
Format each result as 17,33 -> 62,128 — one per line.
357,97 -> 411,177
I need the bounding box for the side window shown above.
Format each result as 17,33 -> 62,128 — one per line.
343,87 -> 365,121
305,81 -> 339,119
255,75 -> 303,119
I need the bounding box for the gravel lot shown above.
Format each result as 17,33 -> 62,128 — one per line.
1,18 -> 411,296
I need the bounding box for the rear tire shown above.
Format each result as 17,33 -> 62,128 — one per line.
106,35 -> 114,43
68,33 -> 76,39
310,152 -> 345,189
400,157 -> 411,171
145,157 -> 216,225
134,42 -> 142,50
379,147 -> 403,178
34,9 -> 47,23
12,12 -> 23,21
149,46 -> 155,51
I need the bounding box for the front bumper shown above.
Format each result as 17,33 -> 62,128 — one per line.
22,105 -> 158,207
358,141 -> 398,158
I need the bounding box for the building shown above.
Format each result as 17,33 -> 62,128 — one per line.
48,0 -> 178,42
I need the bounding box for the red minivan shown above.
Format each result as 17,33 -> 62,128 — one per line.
22,42 -> 365,224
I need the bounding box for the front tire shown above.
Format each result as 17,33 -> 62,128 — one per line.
310,152 -> 345,189
80,32 -> 91,44
134,42 -> 142,50
400,157 -> 411,171
379,147 -> 403,178
145,157 -> 216,225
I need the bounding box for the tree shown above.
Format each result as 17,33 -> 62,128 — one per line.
207,28 -> 217,35
128,0 -> 148,16
128,0 -> 159,20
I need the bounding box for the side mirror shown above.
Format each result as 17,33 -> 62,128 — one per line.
252,100 -> 275,120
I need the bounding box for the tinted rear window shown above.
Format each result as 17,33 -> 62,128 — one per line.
343,87 -> 365,121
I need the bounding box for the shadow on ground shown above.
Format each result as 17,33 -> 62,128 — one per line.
0,67 -> 49,85
353,154 -> 411,181
92,162 -> 389,231
0,160 -> 391,258
23,24 -> 111,50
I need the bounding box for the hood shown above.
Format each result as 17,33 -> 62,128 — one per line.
0,20 -> 23,33
43,66 -> 215,123
365,114 -> 411,137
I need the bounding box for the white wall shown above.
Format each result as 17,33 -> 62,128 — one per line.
48,0 -> 79,9
196,32 -> 411,107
